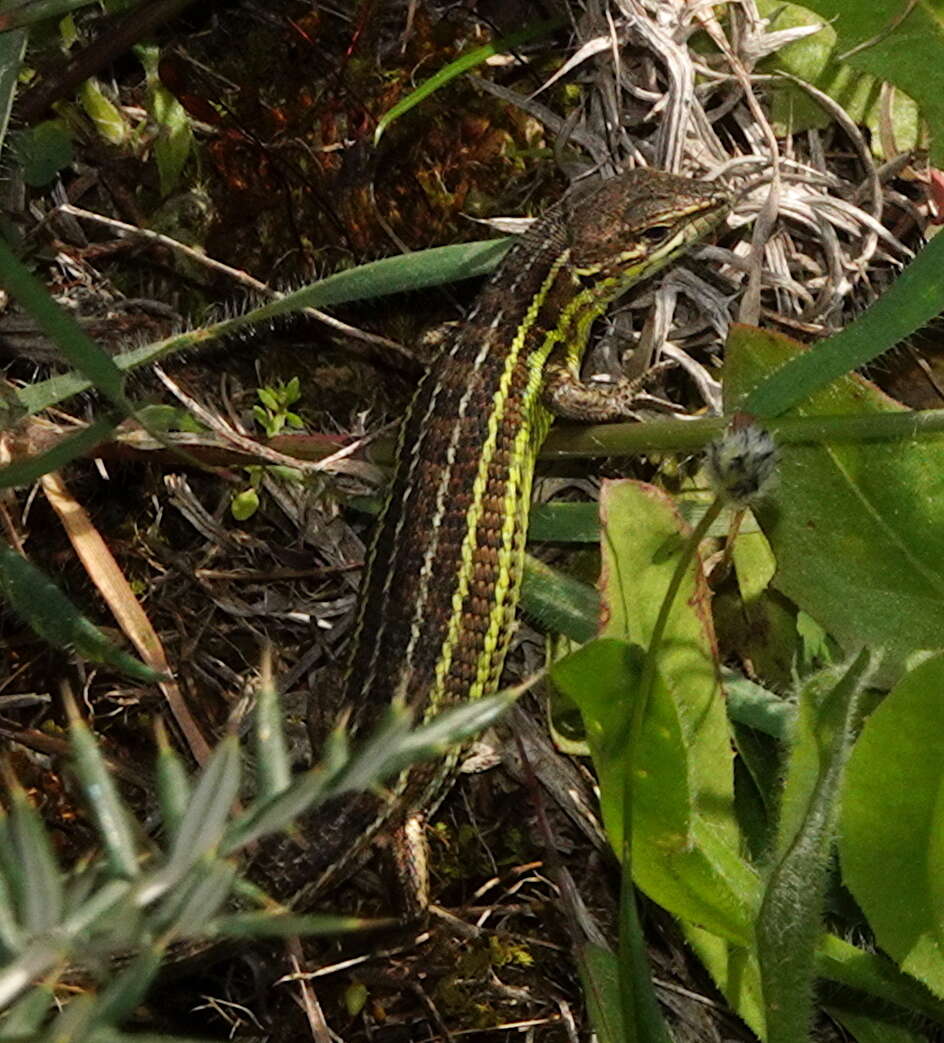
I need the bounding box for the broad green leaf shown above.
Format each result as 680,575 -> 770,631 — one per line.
599,481 -> 738,847
828,1008 -> 927,1043
756,0 -> 919,155
725,326 -> 944,674
683,926 -> 765,1037
787,0 -> 944,164
597,482 -> 757,942
553,639 -> 754,949
9,120 -> 72,187
839,654 -> 944,997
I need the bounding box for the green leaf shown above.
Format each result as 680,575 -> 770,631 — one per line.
154,721 -> 191,839
16,237 -> 510,415
6,774 -> 63,932
0,237 -> 130,411
527,501 -> 600,542
730,679 -> 794,751
254,665 -> 291,801
79,78 -> 127,145
373,18 -> 562,144
0,983 -> 54,1039
0,542 -> 163,683
0,29 -> 27,156
817,932 -> 944,1023
757,651 -> 872,1043
598,481 -> 739,850
231,488 -> 259,521
558,480 -> 759,946
788,0 -> 944,165
9,119 -> 73,187
828,1007 -> 927,1043
150,83 -> 192,196
149,859 -> 236,939
756,1 -> 919,155
725,326 -> 944,675
552,640 -> 756,943
0,0 -> 102,31
840,654 -> 944,997
683,925 -> 766,1037
163,735 -> 240,879
520,554 -> 599,643
210,910 -> 381,938
0,415 -> 116,489
251,239 -> 510,323
738,229 -> 944,418
68,709 -> 141,880
92,947 -> 164,1028
578,943 -> 625,1043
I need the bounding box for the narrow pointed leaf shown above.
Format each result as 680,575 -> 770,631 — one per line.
757,650 -> 872,1043
68,712 -> 140,880
0,542 -> 163,683
0,982 -> 53,1038
254,667 -> 290,801
154,719 -> 191,839
163,734 -> 240,877
7,778 -> 63,932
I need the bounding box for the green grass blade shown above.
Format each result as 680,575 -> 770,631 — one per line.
373,19 -> 562,144
15,238 -> 510,415
0,28 -> 26,153
0,542 -> 164,684
0,416 -> 116,488
741,231 -> 944,417
0,237 -> 131,411
249,238 -> 509,321
521,554 -> 599,643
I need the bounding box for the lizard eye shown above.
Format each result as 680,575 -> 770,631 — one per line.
641,224 -> 672,243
